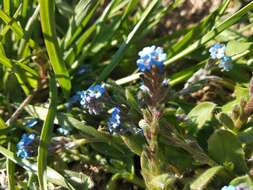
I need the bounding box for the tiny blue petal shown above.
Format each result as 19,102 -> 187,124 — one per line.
219,56 -> 233,72
221,185 -> 236,190
57,127 -> 70,136
107,107 -> 121,133
137,46 -> 166,72
16,133 -> 36,158
79,84 -> 105,115
209,43 -> 225,59
25,119 -> 39,128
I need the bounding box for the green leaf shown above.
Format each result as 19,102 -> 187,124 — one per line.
63,0 -> 101,49
208,129 -> 248,174
226,41 -> 253,56
222,85 -> 249,112
0,146 -> 75,189
39,0 -> 71,96
230,175 -> 253,188
121,135 -> 145,156
190,166 -> 224,190
7,142 -> 15,190
188,102 -> 216,129
216,112 -> 235,129
149,174 -> 176,190
238,127 -> 253,144
37,76 -> 57,190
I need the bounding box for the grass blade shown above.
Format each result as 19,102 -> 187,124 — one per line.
39,0 -> 71,96
96,0 -> 159,83
0,146 -> 75,189
37,75 -> 57,190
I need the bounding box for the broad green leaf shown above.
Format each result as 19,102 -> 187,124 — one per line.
216,112 -> 235,129
39,0 -> 71,96
149,174 -> 176,190
238,127 -> 253,144
222,85 -> 249,112
188,102 -> 216,129
121,135 -> 145,156
226,41 -> 253,56
190,166 -> 224,190
208,129 -> 248,174
37,76 -> 57,190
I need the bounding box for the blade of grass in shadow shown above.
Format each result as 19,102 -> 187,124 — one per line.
7,142 -> 15,190
63,0 -> 101,49
18,5 -> 40,56
39,0 -> 71,96
37,75 -> 57,190
64,0 -> 118,65
96,0 -> 159,83
0,146 -> 76,190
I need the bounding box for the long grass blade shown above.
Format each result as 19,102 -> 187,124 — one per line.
96,0 -> 159,83
37,75 -> 57,190
39,0 -> 71,96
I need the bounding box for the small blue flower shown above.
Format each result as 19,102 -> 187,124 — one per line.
219,56 -> 233,72
209,43 -> 226,59
79,84 -> 106,114
25,119 -> 39,128
16,133 -> 36,158
162,79 -> 169,87
221,185 -> 236,190
76,65 -> 91,75
137,46 -> 166,72
107,107 -> 121,133
57,127 -> 70,136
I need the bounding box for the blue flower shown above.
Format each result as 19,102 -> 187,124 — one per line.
209,43 -> 226,59
57,127 -> 70,136
221,185 -> 236,190
137,46 -> 166,72
79,84 -> 106,114
16,133 -> 36,158
219,56 -> 233,72
25,119 -> 39,128
107,107 -> 121,133
162,79 -> 169,87
76,65 -> 91,75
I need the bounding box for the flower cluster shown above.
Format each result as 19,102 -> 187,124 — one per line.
221,184 -> 250,190
137,46 -> 166,72
79,84 -> 106,115
16,133 -> 36,158
209,43 -> 233,72
107,107 -> 121,134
